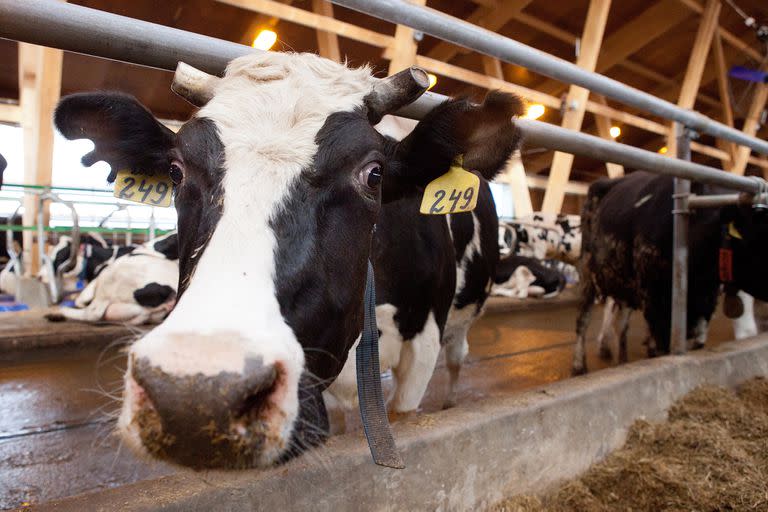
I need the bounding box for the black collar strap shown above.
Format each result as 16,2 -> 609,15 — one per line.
356,260 -> 405,469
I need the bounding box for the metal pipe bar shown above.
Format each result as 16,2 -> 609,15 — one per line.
688,193 -> 765,208
516,119 -> 766,195
331,0 -> 768,156
1,0 -> 766,196
671,123 -> 691,356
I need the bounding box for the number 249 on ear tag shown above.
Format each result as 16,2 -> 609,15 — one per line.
113,170 -> 173,208
419,160 -> 480,215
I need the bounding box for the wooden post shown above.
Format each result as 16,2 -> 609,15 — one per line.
311,0 -> 341,62
18,43 -> 63,275
731,83 -> 768,176
541,0 -> 612,214
593,94 -> 624,177
667,0 -> 720,157
712,29 -> 736,168
387,0 -> 426,75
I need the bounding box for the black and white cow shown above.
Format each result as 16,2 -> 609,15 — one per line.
47,232 -> 179,324
575,170 -> 768,374
49,53 -> 523,468
500,212 -> 581,263
492,254 -> 566,299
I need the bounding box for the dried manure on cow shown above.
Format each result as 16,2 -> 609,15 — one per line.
54,52 -> 524,468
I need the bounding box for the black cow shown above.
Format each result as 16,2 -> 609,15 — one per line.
575,171 -> 768,374
48,53 -> 522,469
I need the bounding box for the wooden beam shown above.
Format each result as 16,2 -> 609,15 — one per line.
712,29 -> 736,168
674,0 -> 763,62
731,83 -> 768,175
388,0 -> 426,75
311,0 -> 341,62
425,0 -> 533,63
217,0 -> 394,48
542,0 -> 612,214
18,43 -> 63,274
0,103 -> 22,124
482,55 -> 533,216
667,0 -> 720,157
513,9 -> 720,108
539,0 -> 692,97
592,95 -> 624,177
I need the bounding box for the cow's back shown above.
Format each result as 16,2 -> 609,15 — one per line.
373,192 -> 455,338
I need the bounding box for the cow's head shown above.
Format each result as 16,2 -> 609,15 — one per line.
54,52 -> 522,468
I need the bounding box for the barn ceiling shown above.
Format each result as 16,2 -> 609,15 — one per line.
0,0 -> 766,182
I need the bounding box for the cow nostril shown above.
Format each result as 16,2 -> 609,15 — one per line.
235,361 -> 281,420
236,384 -> 276,420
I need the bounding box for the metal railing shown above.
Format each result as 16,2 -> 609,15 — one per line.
1,0 -> 767,351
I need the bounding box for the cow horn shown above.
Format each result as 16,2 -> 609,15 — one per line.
366,67 -> 430,124
172,62 -> 221,107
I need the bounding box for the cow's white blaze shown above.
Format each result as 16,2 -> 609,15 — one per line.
120,53 -> 377,462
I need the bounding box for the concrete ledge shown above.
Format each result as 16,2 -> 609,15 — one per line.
41,335 -> 768,511
0,310 -> 135,352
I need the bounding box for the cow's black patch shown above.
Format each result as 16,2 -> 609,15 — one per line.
174,118 -> 225,296
152,233 -> 179,260
133,283 -> 176,308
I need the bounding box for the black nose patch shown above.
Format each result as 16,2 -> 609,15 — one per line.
133,283 -> 176,307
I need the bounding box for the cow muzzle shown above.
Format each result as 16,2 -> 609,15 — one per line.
124,351 -> 291,468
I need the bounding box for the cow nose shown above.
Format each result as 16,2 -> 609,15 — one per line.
130,356 -> 280,468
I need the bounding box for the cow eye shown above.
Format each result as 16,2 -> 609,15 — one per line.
169,161 -> 184,185
358,162 -> 382,189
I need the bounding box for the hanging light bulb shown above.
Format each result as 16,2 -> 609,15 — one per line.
609,126 -> 621,139
523,103 -> 545,120
252,29 -> 278,51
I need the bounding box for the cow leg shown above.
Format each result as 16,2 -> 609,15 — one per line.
55,301 -> 109,323
691,317 -> 709,349
573,282 -> 596,375
390,313 -> 441,414
74,279 -> 98,308
596,297 -> 617,360
442,309 -> 472,409
617,307 -> 632,364
733,291 -> 757,340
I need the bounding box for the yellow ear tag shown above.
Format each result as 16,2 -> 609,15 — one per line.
419,156 -> 480,215
113,169 -> 173,208
728,222 -> 743,240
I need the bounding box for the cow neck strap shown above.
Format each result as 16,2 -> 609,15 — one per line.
356,260 -> 405,469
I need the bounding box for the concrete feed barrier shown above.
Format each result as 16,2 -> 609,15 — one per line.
41,334 -> 768,511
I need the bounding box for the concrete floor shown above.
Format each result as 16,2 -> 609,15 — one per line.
0,301 -> 737,509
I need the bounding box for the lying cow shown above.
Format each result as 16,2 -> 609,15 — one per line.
51,52 -> 522,468
501,212 -> 581,263
492,254 -> 565,299
46,232 -> 179,324
575,171 -> 768,374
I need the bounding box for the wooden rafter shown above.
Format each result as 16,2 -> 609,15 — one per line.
541,0 -> 612,214
311,0 -> 341,62
388,0 -> 426,75
592,95 -> 624,177
539,0 -> 693,97
512,8 -> 721,109
712,29 -> 736,168
425,0 -> 533,63
731,83 -> 768,175
667,0 -> 720,157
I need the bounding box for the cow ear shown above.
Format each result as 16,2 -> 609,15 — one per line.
383,91 -> 523,201
55,92 -> 176,183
